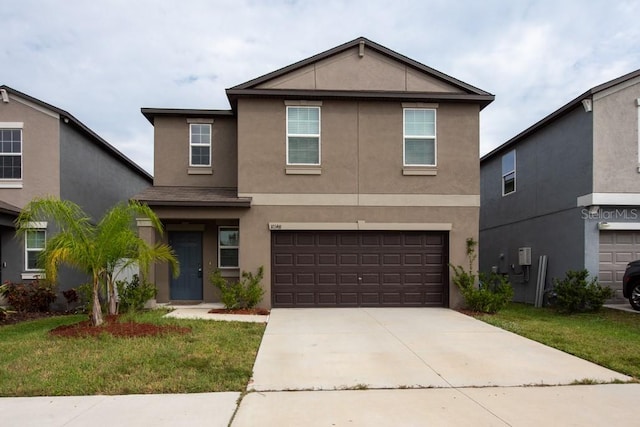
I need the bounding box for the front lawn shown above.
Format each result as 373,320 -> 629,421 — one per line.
0,310 -> 265,396
472,303 -> 640,379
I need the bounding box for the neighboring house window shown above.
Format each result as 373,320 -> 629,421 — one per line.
404,109 -> 436,166
190,123 -> 211,166
0,128 -> 22,179
219,226 -> 239,268
502,150 -> 516,195
287,106 -> 320,165
25,229 -> 46,271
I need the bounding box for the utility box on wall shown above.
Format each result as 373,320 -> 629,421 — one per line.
518,247 -> 532,266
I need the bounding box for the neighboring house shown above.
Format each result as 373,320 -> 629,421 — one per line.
134,37 -> 494,308
480,69 -> 640,304
0,85 -> 152,293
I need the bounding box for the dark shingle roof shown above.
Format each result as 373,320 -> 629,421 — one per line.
0,200 -> 20,216
132,186 -> 251,208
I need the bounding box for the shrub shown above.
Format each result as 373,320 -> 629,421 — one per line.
462,272 -> 514,314
550,269 -> 613,314
450,238 -> 514,314
116,274 -> 157,313
210,266 -> 265,310
0,280 -> 56,312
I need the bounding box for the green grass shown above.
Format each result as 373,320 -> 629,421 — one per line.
0,310 -> 265,396
473,303 -> 640,379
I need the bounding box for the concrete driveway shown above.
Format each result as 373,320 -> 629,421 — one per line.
232,308 -> 637,426
248,308 -> 628,391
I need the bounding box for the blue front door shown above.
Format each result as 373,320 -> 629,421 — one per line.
169,231 -> 203,300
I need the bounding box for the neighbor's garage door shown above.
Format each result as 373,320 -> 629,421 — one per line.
271,231 -> 448,307
599,231 -> 640,297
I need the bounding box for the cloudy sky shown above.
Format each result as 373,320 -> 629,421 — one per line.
2,0 -> 639,174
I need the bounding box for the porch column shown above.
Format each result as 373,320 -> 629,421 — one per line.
136,217 -> 156,285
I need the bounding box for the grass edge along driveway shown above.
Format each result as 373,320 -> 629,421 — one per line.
472,303 -> 640,380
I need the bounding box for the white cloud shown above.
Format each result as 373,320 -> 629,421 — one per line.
1,0 -> 639,171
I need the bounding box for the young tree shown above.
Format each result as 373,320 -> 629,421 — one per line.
16,197 -> 178,326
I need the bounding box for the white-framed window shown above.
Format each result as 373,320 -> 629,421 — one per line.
25,228 -> 46,271
218,226 -> 239,268
287,106 -> 320,165
502,150 -> 516,196
0,127 -> 22,179
190,123 -> 211,167
403,109 -> 436,166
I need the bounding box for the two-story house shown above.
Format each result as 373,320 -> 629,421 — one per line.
0,85 -> 152,291
134,37 -> 494,308
480,69 -> 640,304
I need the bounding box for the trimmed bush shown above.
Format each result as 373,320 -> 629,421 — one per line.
116,274 -> 157,313
550,269 -> 612,314
0,280 -> 56,312
210,266 -> 265,309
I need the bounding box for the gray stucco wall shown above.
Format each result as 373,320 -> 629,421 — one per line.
55,122 -> 151,292
480,104 -> 594,303
59,123 -> 151,220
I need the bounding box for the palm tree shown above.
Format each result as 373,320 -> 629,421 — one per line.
16,197 -> 178,326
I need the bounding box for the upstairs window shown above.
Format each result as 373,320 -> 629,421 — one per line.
287,106 -> 320,165
190,123 -> 211,167
404,109 -> 436,166
218,226 -> 239,268
502,150 -> 516,195
25,229 -> 46,271
0,128 -> 22,179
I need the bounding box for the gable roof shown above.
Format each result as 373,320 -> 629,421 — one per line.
0,85 -> 152,181
226,37 -> 494,110
481,68 -> 640,162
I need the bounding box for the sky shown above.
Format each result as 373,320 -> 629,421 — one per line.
2,0 -> 639,175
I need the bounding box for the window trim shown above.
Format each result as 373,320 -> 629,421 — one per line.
218,226 -> 239,269
403,108 -> 437,167
502,150 -> 516,196
286,106 -> 321,166
189,123 -> 212,167
0,123 -> 24,182
24,224 -> 46,272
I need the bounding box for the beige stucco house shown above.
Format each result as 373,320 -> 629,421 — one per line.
134,37 -> 494,308
0,85 -> 152,294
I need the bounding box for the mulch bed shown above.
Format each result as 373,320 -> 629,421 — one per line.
49,315 -> 191,338
208,308 -> 270,315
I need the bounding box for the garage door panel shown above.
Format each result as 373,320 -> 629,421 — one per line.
382,254 -> 401,265
274,254 -> 294,266
318,273 -> 337,284
615,252 -> 634,263
599,230 -> 640,298
382,273 -> 401,284
272,231 -> 448,307
360,293 -> 380,304
318,254 -> 337,265
340,254 -> 358,265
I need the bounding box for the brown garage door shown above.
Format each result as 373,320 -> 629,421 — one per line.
271,231 -> 448,307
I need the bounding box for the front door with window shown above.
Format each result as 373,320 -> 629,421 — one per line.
169,231 -> 203,300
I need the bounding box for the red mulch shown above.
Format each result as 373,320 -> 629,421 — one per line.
48,315 -> 191,338
208,308 -> 270,315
